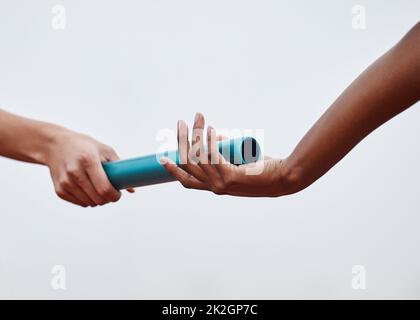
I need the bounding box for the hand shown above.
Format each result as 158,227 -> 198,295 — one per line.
45,130 -> 134,207
160,113 -> 299,197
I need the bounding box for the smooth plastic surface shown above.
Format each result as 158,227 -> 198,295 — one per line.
103,137 -> 261,189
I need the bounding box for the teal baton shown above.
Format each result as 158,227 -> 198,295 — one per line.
102,137 -> 261,190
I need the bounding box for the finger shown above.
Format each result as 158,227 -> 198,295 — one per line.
191,112 -> 206,161
179,113 -> 209,181
177,119 -> 208,182
68,186 -> 96,207
58,190 -> 88,207
198,126 -> 225,181
160,157 -> 207,190
208,126 -> 229,166
177,120 -> 190,165
202,126 -> 240,194
208,126 -> 239,178
103,146 -> 120,162
216,134 -> 228,141
70,170 -> 106,206
55,174 -> 95,207
85,159 -> 122,203
53,174 -> 90,207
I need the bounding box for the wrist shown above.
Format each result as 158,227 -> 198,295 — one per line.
35,123 -> 72,166
275,157 -> 305,196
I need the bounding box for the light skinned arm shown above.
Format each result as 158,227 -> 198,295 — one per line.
160,22 -> 420,197
0,110 -> 133,207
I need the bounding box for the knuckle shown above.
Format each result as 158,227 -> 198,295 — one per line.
98,187 -> 110,198
222,173 -> 234,188
67,167 -> 80,179
112,192 -> 122,202
56,188 -> 66,199
96,199 -> 107,206
108,147 -> 117,155
104,146 -> 117,156
93,194 -> 106,203
59,179 -> 71,190
98,185 -> 119,200
211,182 -> 226,195
166,164 -> 176,172
77,153 -> 94,167
180,180 -> 192,189
73,175 -> 85,185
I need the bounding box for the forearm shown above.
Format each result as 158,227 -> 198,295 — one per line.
0,109 -> 69,165
283,23 -> 420,193
0,109 -> 124,206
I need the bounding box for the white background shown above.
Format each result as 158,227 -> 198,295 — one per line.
0,0 -> 419,299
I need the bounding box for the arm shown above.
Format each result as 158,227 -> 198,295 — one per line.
286,22 -> 420,193
161,23 -> 420,197
0,110 -> 129,206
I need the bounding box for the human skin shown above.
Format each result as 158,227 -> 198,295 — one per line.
160,22 -> 420,197
0,110 -> 134,207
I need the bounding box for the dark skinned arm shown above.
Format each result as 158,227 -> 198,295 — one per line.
161,22 -> 420,197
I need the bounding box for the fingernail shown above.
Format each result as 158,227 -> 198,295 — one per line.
194,113 -> 200,122
160,157 -> 168,165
